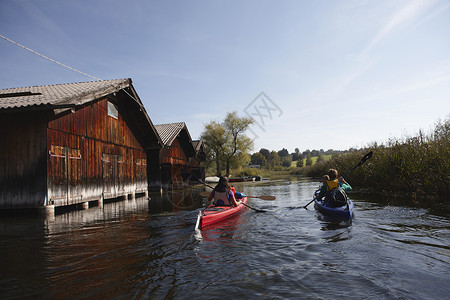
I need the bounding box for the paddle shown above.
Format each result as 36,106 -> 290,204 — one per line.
303,151 -> 373,209
247,195 -> 276,201
196,180 -> 268,212
199,192 -> 275,201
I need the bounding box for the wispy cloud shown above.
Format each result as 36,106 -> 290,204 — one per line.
359,0 -> 439,58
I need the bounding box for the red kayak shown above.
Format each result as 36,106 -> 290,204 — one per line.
196,196 -> 248,229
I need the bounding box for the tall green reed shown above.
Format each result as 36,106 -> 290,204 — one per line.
298,118 -> 449,204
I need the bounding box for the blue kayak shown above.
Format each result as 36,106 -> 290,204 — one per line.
313,198 -> 354,220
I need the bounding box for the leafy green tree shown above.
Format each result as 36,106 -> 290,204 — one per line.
281,159 -> 291,167
269,151 -> 281,169
296,156 -> 304,167
201,112 -> 253,176
200,121 -> 228,176
259,148 -> 271,162
222,112 -> 254,175
251,152 -> 267,167
277,148 -> 289,157
316,153 -> 325,164
305,153 -> 313,166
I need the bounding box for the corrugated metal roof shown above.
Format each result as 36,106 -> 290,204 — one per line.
154,122 -> 187,146
0,78 -> 130,110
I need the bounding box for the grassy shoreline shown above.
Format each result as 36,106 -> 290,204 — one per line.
292,119 -> 449,211
204,119 -> 449,212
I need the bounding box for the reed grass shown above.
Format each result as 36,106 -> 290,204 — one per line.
296,118 -> 449,206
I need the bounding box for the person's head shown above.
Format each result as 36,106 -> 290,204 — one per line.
327,169 -> 338,180
322,175 -> 330,183
215,176 -> 230,192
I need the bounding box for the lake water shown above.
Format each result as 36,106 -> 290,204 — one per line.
1,177 -> 449,299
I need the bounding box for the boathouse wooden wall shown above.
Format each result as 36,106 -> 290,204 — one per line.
0,111 -> 47,208
0,97 -> 150,209
160,138 -> 190,185
47,98 -> 148,207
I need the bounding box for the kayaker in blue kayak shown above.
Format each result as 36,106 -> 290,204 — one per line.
316,169 -> 352,207
208,176 -> 242,207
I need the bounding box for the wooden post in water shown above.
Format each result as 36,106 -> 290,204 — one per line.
39,205 -> 55,217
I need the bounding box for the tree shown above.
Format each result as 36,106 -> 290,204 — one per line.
277,148 -> 289,157
296,156 -> 304,167
251,152 -> 267,167
201,112 -> 253,176
222,112 -> 254,175
259,148 -> 271,162
200,121 -> 228,176
316,153 -> 325,164
305,153 -> 313,166
269,151 -> 281,169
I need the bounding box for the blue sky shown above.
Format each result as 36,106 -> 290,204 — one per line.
1,0 -> 449,153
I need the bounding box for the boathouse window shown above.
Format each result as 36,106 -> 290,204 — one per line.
108,101 -> 118,119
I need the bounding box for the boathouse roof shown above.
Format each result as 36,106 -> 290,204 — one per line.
155,122 -> 196,157
0,79 -> 130,110
0,78 -> 162,149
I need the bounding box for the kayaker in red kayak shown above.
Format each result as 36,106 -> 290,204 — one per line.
208,176 -> 242,207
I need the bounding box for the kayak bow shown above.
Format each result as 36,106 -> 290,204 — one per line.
197,196 -> 248,229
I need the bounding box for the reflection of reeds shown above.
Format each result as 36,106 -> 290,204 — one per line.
300,118 -> 449,206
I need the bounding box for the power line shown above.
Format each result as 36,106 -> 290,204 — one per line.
1,34 -> 187,134
0,34 -> 101,80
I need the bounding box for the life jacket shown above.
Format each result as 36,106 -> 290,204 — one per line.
324,179 -> 348,207
230,186 -> 245,199
213,190 -> 232,206
325,179 -> 339,191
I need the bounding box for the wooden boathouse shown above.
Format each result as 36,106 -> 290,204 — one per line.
191,140 -> 206,183
154,122 -> 201,187
0,78 -> 162,212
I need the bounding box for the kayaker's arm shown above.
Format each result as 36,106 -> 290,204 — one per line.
208,190 -> 215,202
338,177 -> 352,191
230,192 -> 241,207
315,184 -> 326,200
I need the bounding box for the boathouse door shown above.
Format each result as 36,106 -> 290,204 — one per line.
48,145 -> 82,206
102,153 -> 124,199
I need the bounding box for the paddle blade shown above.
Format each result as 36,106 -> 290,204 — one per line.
247,195 -> 276,200
359,151 -> 373,165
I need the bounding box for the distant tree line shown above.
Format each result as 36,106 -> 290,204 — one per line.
200,111 -> 364,175
250,147 -> 354,170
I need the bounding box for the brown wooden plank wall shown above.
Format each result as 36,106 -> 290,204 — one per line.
47,98 -> 148,206
0,112 -> 47,208
160,138 -> 189,165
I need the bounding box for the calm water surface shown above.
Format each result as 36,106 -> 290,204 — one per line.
1,177 -> 449,299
